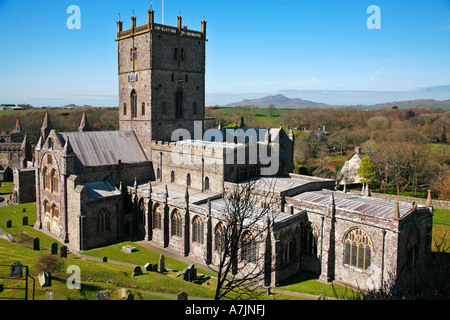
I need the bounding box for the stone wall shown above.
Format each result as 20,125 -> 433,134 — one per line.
351,191 -> 450,210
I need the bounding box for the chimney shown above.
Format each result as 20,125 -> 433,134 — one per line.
355,146 -> 361,155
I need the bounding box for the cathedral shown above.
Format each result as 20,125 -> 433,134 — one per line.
30,10 -> 433,291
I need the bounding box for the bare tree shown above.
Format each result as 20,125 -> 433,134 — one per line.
212,178 -> 279,300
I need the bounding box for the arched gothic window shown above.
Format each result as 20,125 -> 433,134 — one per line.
51,204 -> 59,218
51,169 -> 58,194
241,231 -> 257,263
97,209 -> 110,233
343,227 -> 373,270
204,176 -> 210,191
282,231 -> 296,265
42,167 -> 48,190
130,89 -> 137,119
175,88 -> 183,119
172,209 -> 182,237
170,170 -> 175,183
43,200 -> 50,214
138,198 -> 145,224
302,222 -> 318,256
186,173 -> 191,187
193,216 -> 204,244
215,223 -> 225,252
153,204 -> 162,230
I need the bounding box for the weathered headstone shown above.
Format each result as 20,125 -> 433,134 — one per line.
188,264 -> 197,280
33,238 -> 40,251
125,292 -> 134,300
102,256 -> 107,262
144,263 -> 153,272
177,292 -> 188,300
38,272 -> 51,287
45,291 -> 55,300
159,254 -> 166,272
22,208 -> 26,213
132,266 -> 143,276
153,264 -> 158,272
6,220 -> 12,228
122,245 -> 137,253
51,243 -> 58,255
60,246 -> 67,258
182,268 -> 189,281
10,262 -> 23,277
22,216 -> 28,226
119,288 -> 129,299
97,290 -> 111,300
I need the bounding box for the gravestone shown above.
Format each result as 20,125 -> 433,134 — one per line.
22,216 -> 28,226
33,238 -> 40,251
10,262 -> 23,277
182,268 -> 189,281
188,264 -> 197,280
132,266 -> 143,276
6,220 -> 12,228
153,264 -> 158,272
22,208 -> 26,213
51,243 -> 58,255
144,263 -> 153,272
45,291 -> 55,300
159,254 -> 166,272
177,292 -> 188,300
119,288 -> 129,299
60,246 -> 67,258
122,245 -> 137,253
38,272 -> 51,287
125,292 -> 134,300
97,290 -> 111,300
102,256 -> 107,262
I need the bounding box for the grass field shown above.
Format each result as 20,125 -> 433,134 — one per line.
0,182 -> 13,195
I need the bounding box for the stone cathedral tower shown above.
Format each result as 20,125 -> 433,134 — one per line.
116,9 -> 207,157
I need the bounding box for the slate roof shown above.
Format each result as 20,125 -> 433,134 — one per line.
292,190 -> 415,220
198,197 -> 296,227
83,180 -> 121,200
58,131 -> 148,168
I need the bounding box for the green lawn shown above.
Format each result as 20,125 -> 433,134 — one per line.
0,182 -> 13,195
83,241 -> 217,277
433,208 -> 450,227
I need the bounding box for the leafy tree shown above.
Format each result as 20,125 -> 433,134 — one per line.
357,156 -> 376,186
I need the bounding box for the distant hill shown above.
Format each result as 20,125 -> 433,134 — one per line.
223,94 -> 328,108
370,99 -> 450,108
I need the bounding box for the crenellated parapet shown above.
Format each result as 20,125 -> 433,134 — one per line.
116,10 -> 206,41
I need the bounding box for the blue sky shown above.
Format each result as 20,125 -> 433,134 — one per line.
0,0 -> 449,107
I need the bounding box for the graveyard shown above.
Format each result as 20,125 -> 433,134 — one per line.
0,202 -> 348,300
